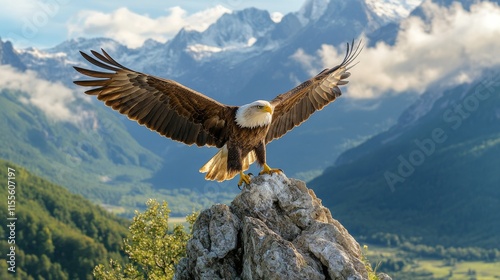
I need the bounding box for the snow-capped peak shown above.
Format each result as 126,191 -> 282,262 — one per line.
180,8 -> 277,60
18,48 -> 66,59
365,0 -> 423,25
296,0 -> 330,25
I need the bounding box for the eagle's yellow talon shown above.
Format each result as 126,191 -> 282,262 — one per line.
259,164 -> 282,175
238,171 -> 252,187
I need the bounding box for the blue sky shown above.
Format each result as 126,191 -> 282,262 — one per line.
0,0 -> 305,49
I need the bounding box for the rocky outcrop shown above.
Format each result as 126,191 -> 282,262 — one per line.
174,173 -> 390,280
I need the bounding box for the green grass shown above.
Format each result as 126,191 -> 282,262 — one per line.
168,217 -> 191,229
101,204 -> 127,215
362,245 -> 382,280
364,244 -> 399,257
364,243 -> 500,280
168,217 -> 190,231
417,260 -> 500,280
454,262 -> 500,280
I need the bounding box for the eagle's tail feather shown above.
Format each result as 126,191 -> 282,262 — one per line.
200,146 -> 256,182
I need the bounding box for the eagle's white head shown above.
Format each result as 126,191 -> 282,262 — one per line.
235,100 -> 273,128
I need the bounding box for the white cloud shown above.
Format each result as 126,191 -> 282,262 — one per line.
292,1 -> 500,99
290,48 -> 317,73
67,5 -> 231,48
0,65 -> 90,124
270,12 -> 284,23
365,0 -> 423,24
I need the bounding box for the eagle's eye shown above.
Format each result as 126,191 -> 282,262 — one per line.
256,105 -> 263,109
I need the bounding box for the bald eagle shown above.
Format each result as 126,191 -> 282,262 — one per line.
73,41 -> 362,186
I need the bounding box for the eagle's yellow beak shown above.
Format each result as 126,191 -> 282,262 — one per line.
262,105 -> 273,114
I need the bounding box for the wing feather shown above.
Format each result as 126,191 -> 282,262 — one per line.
266,40 -> 362,143
145,103 -> 164,127
79,51 -> 119,71
74,49 -> 234,147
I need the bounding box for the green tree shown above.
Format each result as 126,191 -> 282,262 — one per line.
94,199 -> 198,280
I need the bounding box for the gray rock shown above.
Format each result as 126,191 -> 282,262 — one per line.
175,173 -> 383,280
377,273 -> 393,280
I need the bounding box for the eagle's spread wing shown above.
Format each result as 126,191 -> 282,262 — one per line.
74,49 -> 233,148
266,41 -> 362,143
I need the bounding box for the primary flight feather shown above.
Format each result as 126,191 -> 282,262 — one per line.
74,41 -> 362,186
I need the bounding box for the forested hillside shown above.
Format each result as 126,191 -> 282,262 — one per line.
311,72 -> 500,248
0,159 -> 128,279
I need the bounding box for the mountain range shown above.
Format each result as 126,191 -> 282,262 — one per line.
0,0 -> 423,211
1,0 -> 499,249
311,70 -> 500,248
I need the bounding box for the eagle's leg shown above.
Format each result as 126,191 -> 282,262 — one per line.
254,142 -> 282,176
238,171 -> 252,187
259,163 -> 282,175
